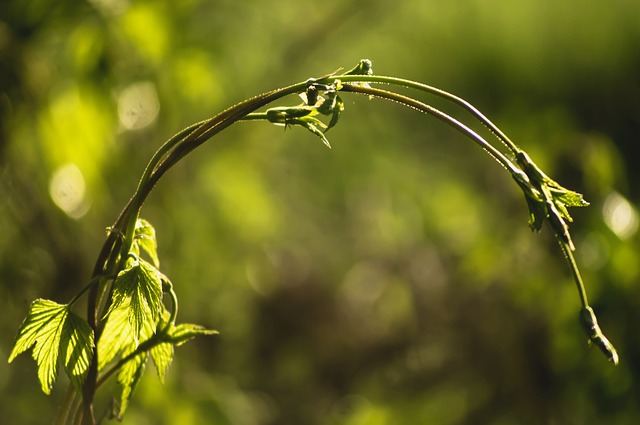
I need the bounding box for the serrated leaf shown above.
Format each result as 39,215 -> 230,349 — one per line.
8,299 -> 68,394
61,312 -> 95,391
110,260 -> 163,344
99,299 -> 154,370
167,323 -> 219,347
32,314 -> 67,395
9,299 -> 63,362
515,150 -> 588,226
550,188 -> 589,225
117,352 -> 148,416
134,218 -> 160,268
150,342 -> 173,383
552,187 -> 589,208
98,303 -> 133,371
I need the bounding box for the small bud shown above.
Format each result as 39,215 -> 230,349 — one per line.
344,59 -> 373,76
580,306 -> 619,365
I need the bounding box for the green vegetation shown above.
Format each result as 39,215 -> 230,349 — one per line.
1,1 -> 639,424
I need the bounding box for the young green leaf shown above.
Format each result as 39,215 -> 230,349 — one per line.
32,314 -> 67,395
109,259 -> 163,344
167,323 -> 219,347
552,188 -> 589,209
9,299 -> 63,362
99,303 -> 132,370
295,117 -> 332,148
104,307 -> 170,417
99,299 -> 154,370
515,150 -> 589,225
511,151 -> 586,251
134,218 -> 160,268
8,299 -> 69,394
117,351 -> 148,416
150,342 -> 173,384
61,312 -> 95,391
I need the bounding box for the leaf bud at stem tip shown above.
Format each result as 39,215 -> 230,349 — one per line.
580,306 -> 619,365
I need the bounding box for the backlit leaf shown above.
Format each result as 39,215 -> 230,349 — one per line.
61,312 -> 95,391
99,302 -> 133,371
8,299 -> 68,395
134,218 -> 160,268
167,323 -> 219,347
117,351 -> 148,416
109,259 -> 163,344
99,299 -> 154,370
150,342 -> 173,383
9,299 -> 64,362
552,187 -> 589,208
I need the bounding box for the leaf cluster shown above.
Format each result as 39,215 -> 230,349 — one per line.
513,151 -> 589,251
8,300 -> 94,395
8,218 -> 218,420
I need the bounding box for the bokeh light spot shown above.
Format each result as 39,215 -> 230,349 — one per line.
49,163 -> 89,219
602,191 -> 638,240
117,81 -> 160,130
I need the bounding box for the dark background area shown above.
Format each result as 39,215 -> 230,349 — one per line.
1,0 -> 639,424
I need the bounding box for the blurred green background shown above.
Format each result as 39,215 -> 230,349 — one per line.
1,0 -> 639,424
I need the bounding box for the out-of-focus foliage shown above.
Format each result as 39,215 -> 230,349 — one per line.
1,0 -> 639,423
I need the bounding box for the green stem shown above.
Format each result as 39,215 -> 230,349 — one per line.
339,84 -> 521,174
241,84 -> 520,174
335,74 -> 522,155
558,237 -> 590,308
53,384 -> 77,425
136,86 -> 305,198
115,123 -> 207,268
167,286 -> 179,327
239,112 -> 270,122
111,80 -> 316,251
73,401 -> 83,425
135,121 -> 207,198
